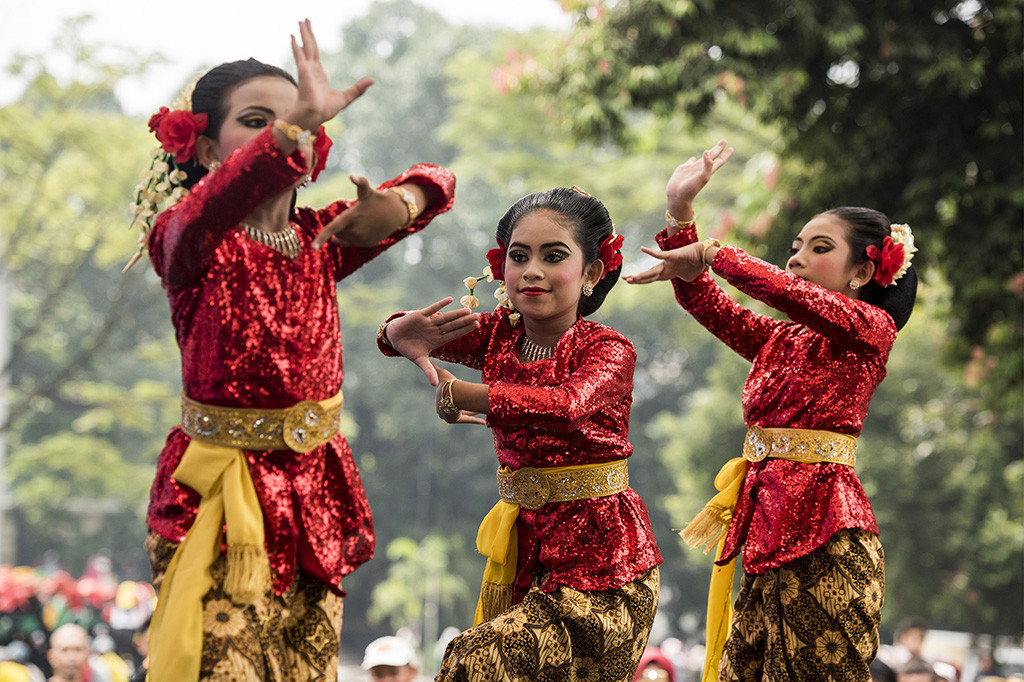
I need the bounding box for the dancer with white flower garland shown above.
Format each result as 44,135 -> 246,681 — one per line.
378,187 -> 662,681
625,141 -> 918,682
132,20 -> 455,681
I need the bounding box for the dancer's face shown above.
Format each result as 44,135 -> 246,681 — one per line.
504,210 -> 603,331
785,214 -> 868,297
199,75 -> 297,167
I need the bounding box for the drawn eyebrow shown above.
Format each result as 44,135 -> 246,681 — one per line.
508,241 -> 572,251
793,235 -> 836,245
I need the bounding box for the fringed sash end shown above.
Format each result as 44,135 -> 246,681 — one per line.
225,544 -> 271,606
476,580 -> 513,625
679,504 -> 732,555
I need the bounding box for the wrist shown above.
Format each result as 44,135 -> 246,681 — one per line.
389,186 -> 420,227
700,238 -> 721,269
666,210 -> 696,233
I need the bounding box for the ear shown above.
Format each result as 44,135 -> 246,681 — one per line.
851,259 -> 876,289
585,259 -> 605,286
195,135 -> 219,170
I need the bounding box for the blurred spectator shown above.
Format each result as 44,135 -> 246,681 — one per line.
899,657 -> 938,682
634,647 -> 675,682
126,617 -> 149,682
361,636 -> 418,682
872,657 -> 898,682
45,624 -> 111,682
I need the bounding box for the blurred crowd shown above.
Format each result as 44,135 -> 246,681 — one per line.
0,557 -> 154,682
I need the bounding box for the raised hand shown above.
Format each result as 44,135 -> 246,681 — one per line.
666,140 -> 734,223
289,19 -> 374,128
313,176 -> 411,249
623,243 -> 707,285
384,297 -> 480,385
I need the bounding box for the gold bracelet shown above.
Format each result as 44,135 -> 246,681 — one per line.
439,379 -> 459,418
701,237 -> 721,270
389,186 -> 420,227
274,119 -> 317,146
377,319 -> 393,347
666,210 -> 696,229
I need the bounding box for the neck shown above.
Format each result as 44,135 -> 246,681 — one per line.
521,317 -> 574,348
244,193 -> 294,232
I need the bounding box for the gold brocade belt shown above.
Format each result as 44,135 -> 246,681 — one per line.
181,391 -> 344,453
743,425 -> 857,467
496,459 -> 629,510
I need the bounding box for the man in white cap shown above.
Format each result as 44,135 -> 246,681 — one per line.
361,636 -> 418,682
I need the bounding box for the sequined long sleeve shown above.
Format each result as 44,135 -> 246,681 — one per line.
655,228 -> 895,574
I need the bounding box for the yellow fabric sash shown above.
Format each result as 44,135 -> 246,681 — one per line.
473,460 -> 626,625
147,391 -> 343,682
680,427 -> 856,682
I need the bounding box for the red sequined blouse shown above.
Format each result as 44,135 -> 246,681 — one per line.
382,308 -> 662,601
145,126 -> 456,595
657,226 -> 896,574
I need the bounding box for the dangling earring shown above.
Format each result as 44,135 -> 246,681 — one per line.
582,282 -> 594,297
849,280 -> 861,290
300,174 -> 312,188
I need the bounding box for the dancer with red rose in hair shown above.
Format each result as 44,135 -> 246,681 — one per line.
377,186 -> 662,681
625,141 -> 918,682
130,20 -> 455,681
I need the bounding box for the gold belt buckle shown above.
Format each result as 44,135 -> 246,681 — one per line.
511,467 -> 551,510
744,425 -> 769,462
283,400 -> 329,453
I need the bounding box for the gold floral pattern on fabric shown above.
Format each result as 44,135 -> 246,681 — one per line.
436,567 -> 659,682
146,533 -> 343,681
720,530 -> 884,682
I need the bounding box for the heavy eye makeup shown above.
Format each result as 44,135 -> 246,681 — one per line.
237,108 -> 275,129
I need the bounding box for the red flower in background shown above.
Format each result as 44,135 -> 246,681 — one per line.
147,107 -> 208,164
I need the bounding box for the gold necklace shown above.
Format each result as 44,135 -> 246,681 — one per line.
519,335 -> 555,362
242,222 -> 302,260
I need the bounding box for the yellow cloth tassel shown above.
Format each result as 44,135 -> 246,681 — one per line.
147,439 -> 270,681
474,500 -> 519,625
680,503 -> 732,555
679,456 -> 748,682
225,544 -> 272,606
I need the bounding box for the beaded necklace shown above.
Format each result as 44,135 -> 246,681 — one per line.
519,335 -> 555,362
242,222 -> 302,260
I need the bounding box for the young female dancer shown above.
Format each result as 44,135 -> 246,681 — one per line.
378,187 -> 662,681
626,141 -> 918,682
134,21 -> 455,681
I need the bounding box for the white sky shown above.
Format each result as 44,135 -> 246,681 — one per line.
0,0 -> 571,115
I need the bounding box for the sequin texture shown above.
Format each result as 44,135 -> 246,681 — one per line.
382,308 -> 663,602
145,126 -> 456,595
657,227 -> 896,575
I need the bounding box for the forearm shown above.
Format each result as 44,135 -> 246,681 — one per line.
450,380 -> 490,414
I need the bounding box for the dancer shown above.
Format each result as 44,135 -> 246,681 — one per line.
379,187 -> 662,681
626,141 -> 918,681
133,20 -> 455,681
